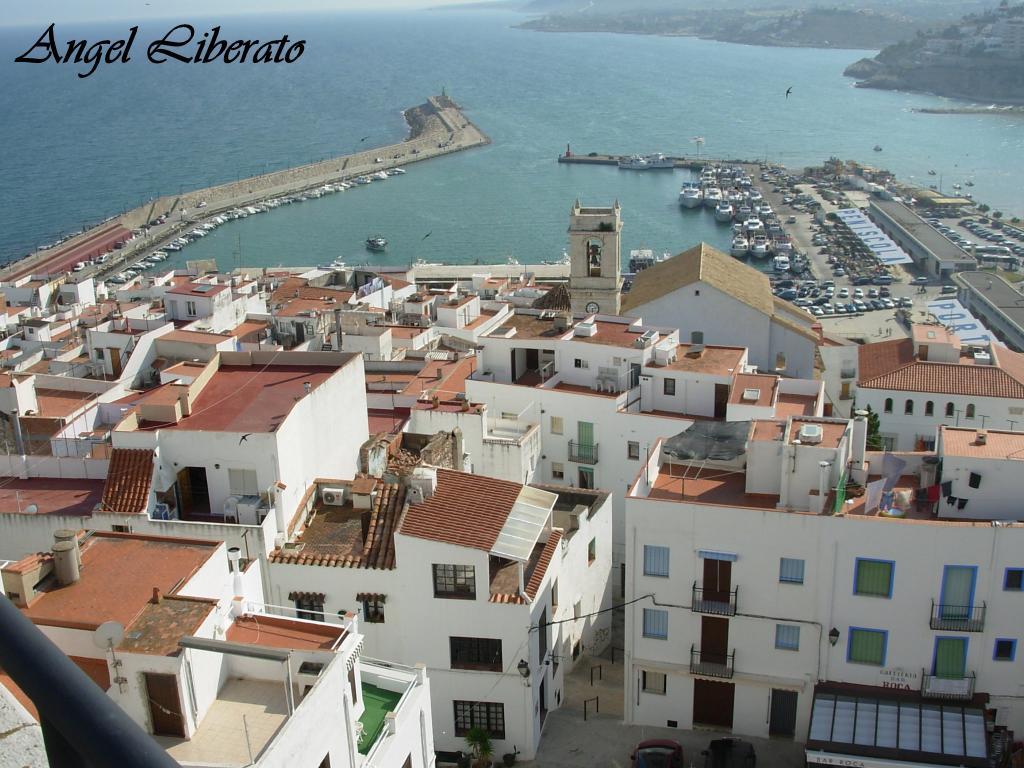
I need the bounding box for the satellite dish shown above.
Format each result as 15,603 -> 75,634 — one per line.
92,621 -> 125,650
23,504 -> 38,515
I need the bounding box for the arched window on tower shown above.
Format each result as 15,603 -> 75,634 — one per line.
587,239 -> 602,277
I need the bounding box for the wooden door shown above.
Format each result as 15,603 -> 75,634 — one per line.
701,616 -> 729,661
176,467 -> 193,513
769,689 -> 798,737
693,679 -> 734,729
109,348 -> 122,378
703,558 -> 732,603
144,673 -> 185,737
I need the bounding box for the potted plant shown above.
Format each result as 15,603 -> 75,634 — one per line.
502,747 -> 519,766
464,727 -> 494,768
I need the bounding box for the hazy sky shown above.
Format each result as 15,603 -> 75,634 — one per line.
2,0 -> 486,27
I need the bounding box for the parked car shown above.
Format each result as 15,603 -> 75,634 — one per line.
632,739 -> 684,768
913,276 -> 930,285
941,285 -> 958,295
701,738 -> 756,768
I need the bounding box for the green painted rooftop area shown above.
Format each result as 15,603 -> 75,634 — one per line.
358,682 -> 403,754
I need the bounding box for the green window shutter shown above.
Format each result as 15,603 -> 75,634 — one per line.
933,638 -> 967,678
941,567 -> 975,619
855,560 -> 893,597
577,421 -> 594,446
849,629 -> 886,665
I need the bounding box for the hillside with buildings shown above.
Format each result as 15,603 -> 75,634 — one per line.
844,1 -> 1024,103
517,7 -> 925,49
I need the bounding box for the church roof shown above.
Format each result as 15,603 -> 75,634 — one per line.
532,283 -> 572,312
621,243 -> 774,316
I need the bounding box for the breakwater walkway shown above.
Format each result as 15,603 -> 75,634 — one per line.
6,95 -> 489,281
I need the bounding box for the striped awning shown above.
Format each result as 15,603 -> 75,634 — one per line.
356,593 -> 387,603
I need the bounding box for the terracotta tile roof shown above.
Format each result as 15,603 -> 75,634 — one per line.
857,339 -> 915,382
100,449 -> 154,515
399,469 -> 523,551
525,530 -> 561,599
489,530 -> 564,605
269,482 -> 404,568
859,355 -> 1024,399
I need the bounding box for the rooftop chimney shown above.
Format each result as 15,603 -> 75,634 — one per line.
976,430 -> 988,446
303,381 -> 311,395
53,529 -> 80,569
150,587 -> 162,605
52,541 -> 80,587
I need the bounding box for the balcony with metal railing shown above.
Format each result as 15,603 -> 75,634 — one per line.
568,440 -> 599,464
929,600 -> 986,632
691,582 -> 738,616
921,670 -> 976,701
689,646 -> 735,679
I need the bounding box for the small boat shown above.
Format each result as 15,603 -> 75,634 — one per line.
744,217 -> 764,234
386,168 -> 406,175
165,242 -> 181,252
355,176 -> 372,185
619,153 -> 674,170
715,202 -> 734,223
874,145 -> 883,152
773,254 -> 791,272
928,170 -> 937,176
731,235 -> 749,257
703,187 -> 723,208
733,222 -> 745,234
365,236 -> 387,252
679,184 -> 703,209
374,171 -> 389,180
965,180 -> 975,187
750,235 -> 770,259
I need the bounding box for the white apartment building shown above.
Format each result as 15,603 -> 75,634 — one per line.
1,529 -> 433,768
467,308 -> 823,595
0,350 -> 369,589
623,412 -> 1024,768
267,466 -> 613,761
844,324 -> 1024,450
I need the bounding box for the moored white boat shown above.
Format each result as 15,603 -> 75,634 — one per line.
679,184 -> 703,209
731,235 -> 749,257
715,202 -> 734,223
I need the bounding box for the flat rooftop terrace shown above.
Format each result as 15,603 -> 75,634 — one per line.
139,363 -> 344,433
157,678 -> 286,767
646,465 -> 779,510
0,477 -> 104,516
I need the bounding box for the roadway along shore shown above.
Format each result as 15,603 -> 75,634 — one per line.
6,95 -> 490,281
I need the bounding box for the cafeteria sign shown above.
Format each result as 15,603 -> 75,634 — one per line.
879,667 -> 919,690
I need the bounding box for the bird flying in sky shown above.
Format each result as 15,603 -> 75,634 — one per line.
422,231 -> 433,241
359,136 -> 369,143
785,87 -> 793,98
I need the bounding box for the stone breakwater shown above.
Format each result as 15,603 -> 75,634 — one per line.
9,96 -> 489,280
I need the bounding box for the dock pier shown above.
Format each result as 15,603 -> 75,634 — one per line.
6,95 -> 490,281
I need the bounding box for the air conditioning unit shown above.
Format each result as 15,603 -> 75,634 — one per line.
281,542 -> 305,553
798,424 -> 823,445
322,487 -> 347,506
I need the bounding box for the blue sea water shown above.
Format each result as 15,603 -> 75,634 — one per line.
0,10 -> 1022,270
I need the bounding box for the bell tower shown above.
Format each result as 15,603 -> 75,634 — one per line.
567,200 -> 623,316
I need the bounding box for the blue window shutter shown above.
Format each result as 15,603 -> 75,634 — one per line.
779,558 -> 805,584
643,545 -> 670,577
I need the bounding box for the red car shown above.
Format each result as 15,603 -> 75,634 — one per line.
631,739 -> 684,768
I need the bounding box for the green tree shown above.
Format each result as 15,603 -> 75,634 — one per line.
1011,217 -> 1021,224
465,727 -> 494,768
864,405 -> 883,451
993,211 -> 1003,219
978,203 -> 991,213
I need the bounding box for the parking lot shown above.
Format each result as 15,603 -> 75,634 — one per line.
750,166 -> 1019,341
